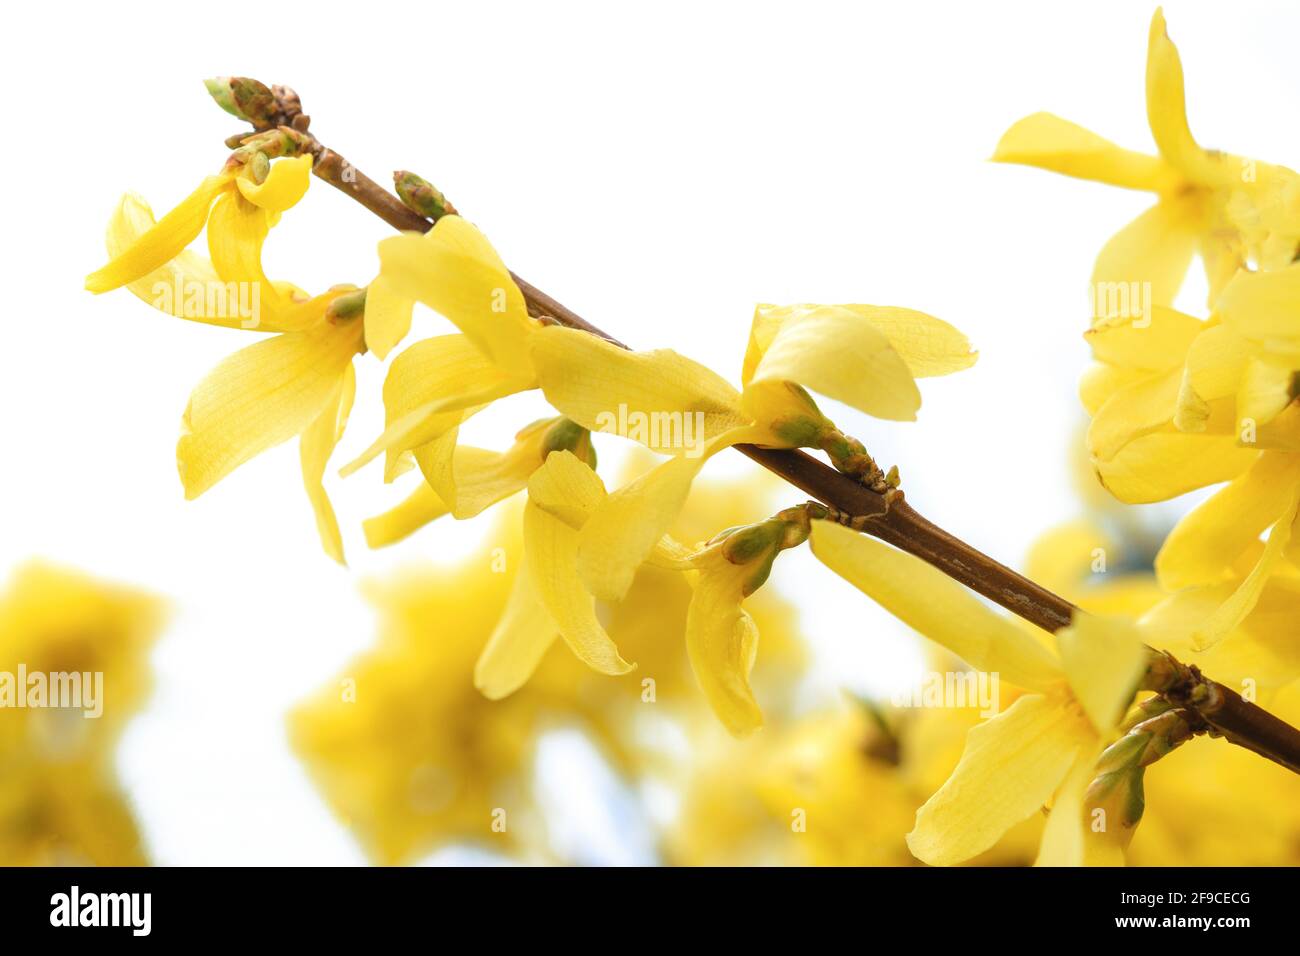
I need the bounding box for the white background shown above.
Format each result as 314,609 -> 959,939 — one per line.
1,0 -> 1295,863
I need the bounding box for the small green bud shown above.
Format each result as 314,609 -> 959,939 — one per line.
326,288 -> 367,321
720,522 -> 781,566
206,77 -> 278,126
394,171 -> 457,221
542,418 -> 596,467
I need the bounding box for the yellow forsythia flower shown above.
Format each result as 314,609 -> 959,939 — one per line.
0,562 -> 163,865
809,520 -> 1148,866
86,152 -> 375,562
994,8 -> 1298,309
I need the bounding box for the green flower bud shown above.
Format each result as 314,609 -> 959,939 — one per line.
394,171 -> 457,221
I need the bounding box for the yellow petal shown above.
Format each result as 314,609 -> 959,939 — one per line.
339,334 -> 523,479
1087,368 -> 1180,461
1217,263 -> 1300,350
1095,431 -> 1258,503
1091,194 -> 1201,313
531,326 -> 748,451
419,420 -> 552,521
523,499 -> 633,676
1237,357 -> 1297,428
1035,745 -> 1105,867
1185,323 -> 1252,401
205,191 -> 323,332
103,192 -> 270,330
362,274 -> 415,361
1145,9 -> 1233,187
1079,363 -> 1148,416
746,304 -> 921,421
1155,452 -> 1300,589
992,112 -> 1177,193
524,448 -> 607,527
377,217 -> 537,379
1022,520 -> 1115,598
1193,492 -> 1300,650
1054,613 -> 1145,734
474,563 -> 559,700
86,175 -> 230,293
809,520 -> 1064,691
685,549 -> 764,737
577,428 -> 757,602
907,694 -> 1086,867
1083,305 -> 1202,370
177,321 -> 362,499
300,362 -> 356,563
362,480 -> 449,549
749,304 -> 977,381
234,155 -> 313,212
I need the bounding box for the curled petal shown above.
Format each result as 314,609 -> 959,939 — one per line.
300,362 -> 356,563
363,274 -> 415,361
86,175 -> 230,293
908,694 -> 1087,867
362,481 -> 449,549
685,550 -> 764,737
234,155 -> 313,212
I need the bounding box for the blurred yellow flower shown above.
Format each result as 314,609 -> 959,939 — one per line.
0,562 -> 162,865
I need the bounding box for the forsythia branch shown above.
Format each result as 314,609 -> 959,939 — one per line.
242,80 -> 1300,777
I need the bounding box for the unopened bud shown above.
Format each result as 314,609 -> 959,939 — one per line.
394,171 -> 457,221
205,77 -> 278,126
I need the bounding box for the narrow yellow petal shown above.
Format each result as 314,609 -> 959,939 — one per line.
523,500 -> 633,676
810,520 -> 1064,691
577,429 -> 756,603
1193,492 -> 1300,650
234,155 -> 313,212
1054,613 -> 1145,734
177,321 -> 362,499
1145,9 -> 1233,187
685,550 -> 764,737
419,421 -> 552,521
1035,746 -> 1104,867
746,305 -> 921,421
1155,452 -> 1300,589
362,274 -> 414,361
531,326 -> 748,451
992,112 -> 1177,193
1090,195 -> 1201,313
1079,363 -> 1148,416
300,362 -> 356,563
104,192 -> 262,329
205,191 -> 323,332
474,564 -> 559,700
377,217 -> 538,379
86,175 -> 229,293
362,480 -> 450,549
340,334 -> 523,479
907,694 -> 1086,866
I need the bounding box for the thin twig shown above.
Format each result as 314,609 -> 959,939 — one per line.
267,95 -> 1300,775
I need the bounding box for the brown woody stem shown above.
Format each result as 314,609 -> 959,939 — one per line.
274,95 -> 1300,777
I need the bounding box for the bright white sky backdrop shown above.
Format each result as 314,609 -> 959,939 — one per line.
1,0 -> 1295,863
